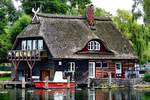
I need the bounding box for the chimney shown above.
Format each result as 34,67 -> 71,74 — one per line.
85,4 -> 94,26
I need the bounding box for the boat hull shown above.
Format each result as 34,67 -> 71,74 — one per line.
34,81 -> 75,89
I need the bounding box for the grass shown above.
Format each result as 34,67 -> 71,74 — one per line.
0,77 -> 10,81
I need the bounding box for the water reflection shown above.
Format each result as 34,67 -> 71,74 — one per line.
0,88 -> 150,100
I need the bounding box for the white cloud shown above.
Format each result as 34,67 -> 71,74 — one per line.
92,0 -> 134,15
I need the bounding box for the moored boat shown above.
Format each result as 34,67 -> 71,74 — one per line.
34,71 -> 75,89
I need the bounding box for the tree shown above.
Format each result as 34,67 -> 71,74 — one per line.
112,9 -> 150,64
21,0 -> 91,15
143,0 -> 150,25
0,8 -> 7,35
8,14 -> 32,43
132,0 -> 143,21
0,0 -> 22,23
22,0 -> 69,15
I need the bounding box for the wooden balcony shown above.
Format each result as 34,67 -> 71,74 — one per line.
8,50 -> 47,61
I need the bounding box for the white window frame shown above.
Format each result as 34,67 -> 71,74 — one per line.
21,40 -> 26,50
38,40 -> 43,50
102,62 -> 109,68
33,40 -> 37,50
95,62 -> 102,68
27,40 -> 32,50
88,41 -> 100,50
89,62 -> 95,78
68,62 -> 75,72
116,62 -> 122,74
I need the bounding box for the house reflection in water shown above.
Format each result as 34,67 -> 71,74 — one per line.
33,89 -> 75,100
0,88 -> 150,100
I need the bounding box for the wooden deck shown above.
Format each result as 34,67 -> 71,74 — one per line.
0,81 -> 32,89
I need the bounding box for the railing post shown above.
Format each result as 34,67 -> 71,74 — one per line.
30,68 -> 32,82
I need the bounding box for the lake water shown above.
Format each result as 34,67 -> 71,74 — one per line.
0,88 -> 150,100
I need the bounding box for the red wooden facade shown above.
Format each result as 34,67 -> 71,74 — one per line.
94,60 -> 134,78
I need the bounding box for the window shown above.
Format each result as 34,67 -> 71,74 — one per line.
68,62 -> 75,72
21,39 -> 44,50
38,40 -> 43,50
88,41 -> 100,50
27,40 -> 32,50
116,63 -> 122,74
33,40 -> 37,50
21,40 -> 26,50
89,62 -> 95,78
58,61 -> 62,66
95,62 -> 102,68
102,62 -> 109,68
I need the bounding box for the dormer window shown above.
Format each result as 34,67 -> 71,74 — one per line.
21,39 -> 43,50
88,41 -> 100,50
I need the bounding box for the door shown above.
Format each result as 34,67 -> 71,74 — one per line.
89,62 -> 95,78
42,70 -> 50,81
116,63 -> 122,74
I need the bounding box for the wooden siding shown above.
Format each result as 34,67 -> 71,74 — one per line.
95,61 -> 134,78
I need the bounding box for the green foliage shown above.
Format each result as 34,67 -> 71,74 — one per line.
143,0 -> 150,25
0,77 -> 10,80
112,9 -> 150,64
8,14 -> 32,43
0,0 -> 22,23
132,0 -> 143,21
144,72 -> 150,82
0,33 -> 12,60
141,92 -> 150,100
22,0 -> 69,15
0,8 -> 7,35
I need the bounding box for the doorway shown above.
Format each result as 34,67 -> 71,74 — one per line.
89,62 -> 95,78
41,70 -> 50,81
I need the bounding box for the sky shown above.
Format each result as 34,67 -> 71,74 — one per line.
92,0 -> 134,15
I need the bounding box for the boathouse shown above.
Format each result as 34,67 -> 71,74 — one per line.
8,7 -> 138,84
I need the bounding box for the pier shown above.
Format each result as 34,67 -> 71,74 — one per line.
0,81 -> 32,89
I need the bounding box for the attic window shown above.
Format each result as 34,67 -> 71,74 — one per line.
21,39 -> 43,50
88,41 -> 100,50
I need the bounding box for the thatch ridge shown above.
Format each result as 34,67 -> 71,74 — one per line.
37,13 -> 111,21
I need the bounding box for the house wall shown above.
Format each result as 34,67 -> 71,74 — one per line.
95,60 -> 134,78
16,59 -> 54,80
54,59 -> 88,82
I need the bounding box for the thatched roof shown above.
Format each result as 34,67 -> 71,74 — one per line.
17,13 -> 138,60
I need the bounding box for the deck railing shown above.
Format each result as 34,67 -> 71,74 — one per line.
7,50 -> 47,61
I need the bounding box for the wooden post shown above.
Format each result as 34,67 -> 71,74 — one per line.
108,72 -> 112,88
12,61 -> 20,81
22,89 -> 25,100
22,76 -> 25,88
30,68 -> 32,82
45,76 -> 48,89
67,76 -> 70,88
88,78 -> 90,88
109,89 -> 112,100
27,60 -> 35,82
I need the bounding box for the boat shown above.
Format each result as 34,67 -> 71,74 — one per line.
34,71 -> 75,89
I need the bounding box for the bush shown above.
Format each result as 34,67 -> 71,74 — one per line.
144,72 -> 150,82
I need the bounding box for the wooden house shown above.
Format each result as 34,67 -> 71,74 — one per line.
8,7 -> 138,84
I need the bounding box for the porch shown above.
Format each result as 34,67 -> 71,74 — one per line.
8,50 -> 48,82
